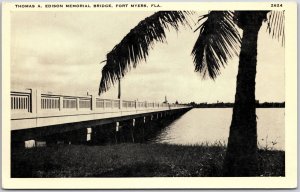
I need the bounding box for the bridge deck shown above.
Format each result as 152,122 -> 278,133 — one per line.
11,89 -> 190,130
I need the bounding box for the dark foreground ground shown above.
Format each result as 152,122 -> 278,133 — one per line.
11,143 -> 285,177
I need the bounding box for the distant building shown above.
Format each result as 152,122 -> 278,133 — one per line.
163,96 -> 168,104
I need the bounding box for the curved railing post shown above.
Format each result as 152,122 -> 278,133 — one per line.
91,95 -> 95,111
119,98 -> 122,111
30,89 -> 41,115
59,96 -> 63,111
76,98 -> 79,110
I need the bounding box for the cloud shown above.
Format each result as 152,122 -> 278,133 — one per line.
10,11 -> 285,103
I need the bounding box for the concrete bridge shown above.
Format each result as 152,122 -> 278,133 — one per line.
11,89 -> 191,147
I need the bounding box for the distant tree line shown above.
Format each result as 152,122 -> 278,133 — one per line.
257,102 -> 285,108
188,101 -> 285,108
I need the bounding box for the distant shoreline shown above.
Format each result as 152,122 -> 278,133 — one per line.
189,102 -> 285,108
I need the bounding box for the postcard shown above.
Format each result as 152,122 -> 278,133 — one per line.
2,1 -> 297,189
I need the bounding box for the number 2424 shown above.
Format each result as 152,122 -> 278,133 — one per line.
271,4 -> 283,7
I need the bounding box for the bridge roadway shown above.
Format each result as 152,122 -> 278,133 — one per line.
11,89 -> 191,144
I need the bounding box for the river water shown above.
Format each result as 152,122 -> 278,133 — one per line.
153,108 -> 285,150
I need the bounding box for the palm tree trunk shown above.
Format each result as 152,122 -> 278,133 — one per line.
118,78 -> 121,99
223,12 -> 267,176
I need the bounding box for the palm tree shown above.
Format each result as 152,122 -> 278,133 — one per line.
98,11 -> 284,176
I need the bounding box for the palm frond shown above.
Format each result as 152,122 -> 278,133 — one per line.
99,11 -> 192,94
266,11 -> 285,46
192,11 -> 241,79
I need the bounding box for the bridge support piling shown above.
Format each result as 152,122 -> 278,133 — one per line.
66,128 -> 87,145
90,120 -> 139,145
127,117 -> 145,143
91,123 -> 115,144
117,120 -> 136,143
115,122 -> 120,143
12,127 -> 89,148
115,121 -> 131,144
46,128 -> 88,145
131,119 -> 135,143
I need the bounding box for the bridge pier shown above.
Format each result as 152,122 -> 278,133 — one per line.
12,127 -> 92,148
90,111 -> 189,145
90,123 -> 115,144
40,128 -> 89,146
117,120 -> 134,143
91,120 -> 137,144
133,117 -> 147,143
111,117 -> 149,144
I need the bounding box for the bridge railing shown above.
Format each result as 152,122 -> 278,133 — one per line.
11,90 -> 32,113
11,89 -> 190,119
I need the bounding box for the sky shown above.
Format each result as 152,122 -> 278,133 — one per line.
10,11 -> 285,103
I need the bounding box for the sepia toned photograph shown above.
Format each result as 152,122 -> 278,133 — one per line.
2,1 -> 297,189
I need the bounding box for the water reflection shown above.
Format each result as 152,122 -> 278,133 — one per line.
152,108 -> 285,150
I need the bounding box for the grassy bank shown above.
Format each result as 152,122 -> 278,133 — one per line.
11,143 -> 284,177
